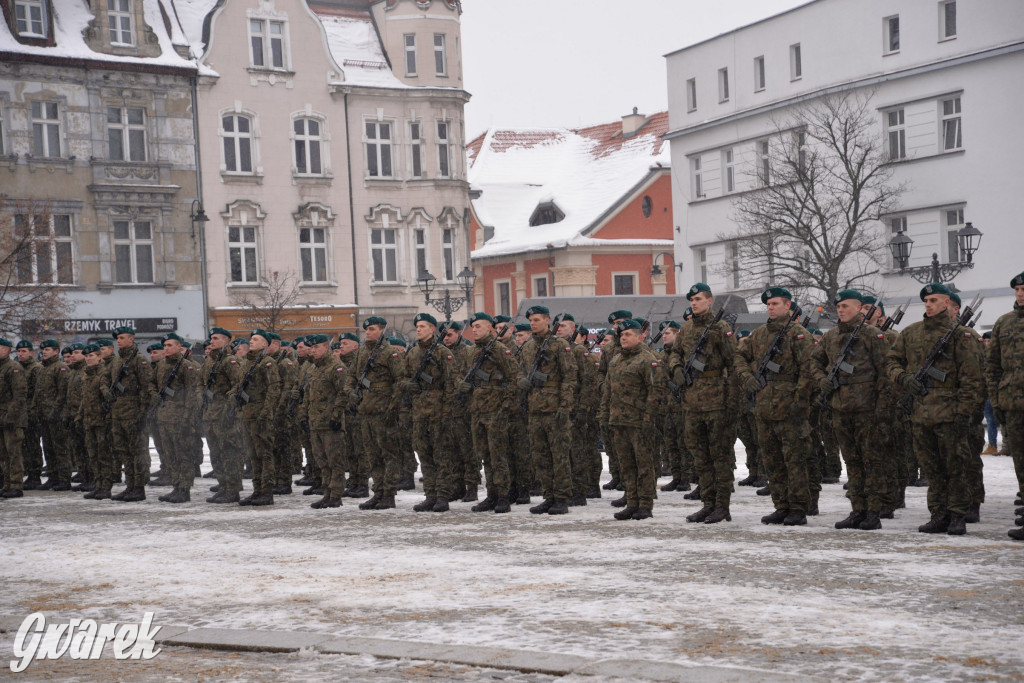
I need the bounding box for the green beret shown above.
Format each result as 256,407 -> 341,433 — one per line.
266,332 -> 281,341
62,346 -> 73,355
919,283 -> 951,301
949,292 -> 961,307
386,336 -> 406,347
112,326 -> 135,338
250,328 -> 269,340
307,333 -> 330,345
738,330 -> 751,339
39,339 -> 60,350
83,344 -> 101,354
575,324 -> 589,336
362,316 -> 387,329
659,320 -> 681,330
231,338 -> 247,348
634,317 -> 647,328
413,312 -> 438,327
469,312 -> 494,325
15,340 -> 33,350
209,327 -> 232,339
493,314 -> 512,324
525,305 -> 550,318
833,289 -> 862,306
462,338 -> 473,345
1011,271 -> 1024,288
162,332 -> 185,345
96,339 -> 114,348
339,332 -> 359,342
683,307 -> 693,320
331,341 -> 341,350
448,321 -> 463,331
608,309 -> 632,324
686,282 -> 711,300
68,342 -> 85,351
182,341 -> 192,349
618,319 -> 642,332
0,337 -> 12,348
761,286 -> 792,303
147,342 -> 162,352
514,323 -> 530,333
559,312 -> 575,322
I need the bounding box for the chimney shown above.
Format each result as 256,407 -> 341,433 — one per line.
621,107 -> 647,137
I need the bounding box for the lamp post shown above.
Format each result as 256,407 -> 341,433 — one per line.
649,251 -> 682,277
190,199 -> 211,330
417,266 -> 477,322
888,222 -> 982,287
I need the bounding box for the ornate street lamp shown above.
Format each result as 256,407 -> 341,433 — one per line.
888,222 -> 983,285
191,200 -> 211,329
417,266 -> 477,322
650,251 -> 682,277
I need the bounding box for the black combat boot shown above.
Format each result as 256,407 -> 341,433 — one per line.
683,484 -> 701,500
373,494 -> 396,509
567,493 -> 587,507
946,514 -> 967,536
310,495 -> 331,509
51,481 -> 72,491
610,495 -> 628,508
859,511 -> 881,530
294,474 -> 315,487
122,487 -> 146,502
207,490 -> 239,504
413,497 -> 436,512
449,483 -> 466,501
432,498 -> 450,512
349,484 -> 369,498
686,506 -> 713,523
515,490 -> 531,505
632,507 -> 653,520
209,484 -> 220,493
150,475 -> 171,487
321,496 -> 342,508
158,489 -> 176,502
272,484 -> 292,495
471,496 -> 496,512
110,488 -> 130,501
547,500 -> 568,515
22,476 -> 42,491
880,506 -> 895,519
761,508 -> 789,525
397,474 -> 415,491
1016,517 -> 1024,527
614,506 -> 638,520
1,489 -> 24,498
250,491 -> 274,506
493,497 -> 511,514
677,480 -> 691,491
1016,493 -> 1023,506
807,497 -> 819,516
585,485 -> 602,499
1014,506 -> 1023,516
461,486 -> 478,503
168,489 -> 191,504
918,513 -> 950,533
203,469 -> 217,479
1009,527 -> 1024,541
963,503 -> 980,523
358,492 -> 382,510
660,478 -> 681,492
602,478 -> 620,490
835,510 -> 867,529
756,485 -> 771,496
91,489 -> 112,500
783,510 -> 807,526
529,499 -> 554,514
704,507 -> 731,523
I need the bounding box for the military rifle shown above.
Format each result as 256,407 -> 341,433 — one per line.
454,321 -> 510,401
880,304 -> 907,332
745,307 -> 802,410
403,323 -> 449,404
149,346 -> 191,420
519,314 -> 564,413
814,302 -> 878,409
347,323 -> 389,416
102,345 -> 139,413
679,307 -> 726,390
896,294 -> 980,415
196,349 -> 227,422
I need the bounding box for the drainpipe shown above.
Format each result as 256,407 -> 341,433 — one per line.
343,92 -> 360,323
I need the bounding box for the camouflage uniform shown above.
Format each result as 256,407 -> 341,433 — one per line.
17,356 -> 43,486
36,354 -> 70,486
579,347 -> 604,492
153,351 -> 201,493
236,350 -> 281,499
0,353 -> 27,494
304,353 -> 325,489
598,336 -> 622,485
79,364 -> 113,495
63,360 -> 89,486
519,331 -> 577,504
273,350 -> 299,490
875,325 -> 909,510
199,348 -> 245,496
107,347 -> 155,494
962,327 -> 987,512
734,316 -> 817,516
444,340 -> 479,494
601,343 -> 660,511
405,338 -> 456,502
464,333 -> 518,503
506,339 -> 533,497
731,371 -> 763,483
986,302 -> 1024,507
887,312 -> 984,521
300,353 -> 348,500
811,320 -> 889,514
567,340 -> 593,500
667,310 -> 736,512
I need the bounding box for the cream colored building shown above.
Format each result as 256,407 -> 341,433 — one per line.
183,0 -> 470,339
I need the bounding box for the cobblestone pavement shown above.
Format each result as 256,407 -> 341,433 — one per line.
0,453 -> 1021,681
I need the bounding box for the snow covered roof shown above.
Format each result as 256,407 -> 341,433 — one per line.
173,0 -> 220,61
315,6 -> 409,89
469,112 -> 672,260
0,0 -> 196,71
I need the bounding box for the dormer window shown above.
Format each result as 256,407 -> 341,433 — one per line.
14,0 -> 47,38
529,202 -> 564,227
108,0 -> 134,46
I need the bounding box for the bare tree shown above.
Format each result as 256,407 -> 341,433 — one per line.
0,196 -> 78,337
723,91 -> 906,310
229,270 -> 302,334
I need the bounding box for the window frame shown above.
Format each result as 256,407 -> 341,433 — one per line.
753,55 -> 766,92
107,106 -> 147,162
13,0 -> 47,38
414,227 -> 428,278
495,279 -> 511,316
717,67 -> 730,103
249,18 -> 287,70
757,139 -> 771,186
884,14 -> 901,54
299,225 -> 329,284
789,43 -> 802,81
409,121 -> 424,178
113,218 -> 155,284
107,0 -> 135,47
228,225 -> 260,284
31,100 -> 61,158
686,78 -> 697,112
612,272 -> 637,296
697,248 -> 708,283
940,96 -> 962,152
364,119 -> 394,179
292,116 -> 324,176
722,148 -> 735,193
433,33 -> 447,77
944,207 -> 966,263
404,33 -> 417,76
939,1 -> 957,40
691,156 -> 703,199
221,113 -> 255,174
533,275 -> 548,298
886,108 -> 906,160
14,213 -> 75,286
442,227 -> 455,281
370,227 -> 399,283
727,242 -> 741,289
436,119 -> 452,178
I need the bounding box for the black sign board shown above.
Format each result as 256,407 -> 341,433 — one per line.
21,317 -> 178,337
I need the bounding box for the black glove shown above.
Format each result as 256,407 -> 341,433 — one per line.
457,381 -> 473,394
517,377 -> 533,391
672,366 -> 687,388
818,377 -> 836,395
899,373 -> 924,394
400,379 -> 419,393
329,419 -> 342,432
744,377 -> 761,395
300,420 -> 310,433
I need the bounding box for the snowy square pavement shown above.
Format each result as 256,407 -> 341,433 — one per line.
0,446 -> 1021,681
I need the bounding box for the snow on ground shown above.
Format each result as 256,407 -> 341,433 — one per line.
0,446 -> 1022,682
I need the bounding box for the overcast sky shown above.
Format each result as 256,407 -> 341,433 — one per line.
461,0 -> 809,139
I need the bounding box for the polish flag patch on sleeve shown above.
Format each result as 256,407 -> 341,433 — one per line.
796,334 -> 805,339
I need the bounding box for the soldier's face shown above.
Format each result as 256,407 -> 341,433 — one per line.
268,340 -> 281,353
514,330 -> 531,345
415,321 -> 435,342
85,351 -> 101,366
41,347 -> 58,360
249,335 -> 268,351
528,314 -> 549,334
1016,285 -> 1024,306
310,343 -> 329,359
0,346 -> 9,360
619,329 -> 641,349
690,292 -> 713,315
116,334 -> 134,350
662,328 -> 678,346
208,334 -> 229,350
17,348 -> 32,361
163,340 -> 182,355
444,329 -> 460,345
100,345 -> 114,358
861,303 -> 882,324
948,304 -> 961,321
923,294 -> 948,318
71,349 -> 85,362
557,320 -> 575,339
765,297 -> 790,319
497,324 -> 512,340
235,344 -> 248,356
836,299 -> 861,324
471,320 -> 493,339
364,324 -> 384,342
150,350 -> 164,362
339,339 -> 359,354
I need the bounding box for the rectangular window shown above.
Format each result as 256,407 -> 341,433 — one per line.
758,139 -> 770,186
442,228 -> 454,281
31,101 -> 60,158
790,43 -> 802,80
884,15 -> 900,53
945,208 -> 965,262
753,55 -> 765,91
414,228 -> 427,277
107,0 -> 134,46
496,281 -> 510,316
613,274 -> 635,296
365,121 -> 393,178
404,34 -> 417,76
113,219 -> 154,284
728,242 -> 741,289
941,97 -> 962,151
433,34 -> 447,76
718,67 -> 729,102
691,156 -> 703,199
890,216 -> 908,267
14,214 -> 73,285
533,276 -> 548,298
722,149 -> 735,193
887,109 -> 906,160
437,120 -> 451,178
409,122 -> 424,177
0,105 -> 5,156
250,19 -> 285,68
228,226 -> 258,283
371,228 -> 397,282
299,227 -> 327,283
697,248 -> 707,283
940,1 -> 957,39
14,0 -> 46,37
686,78 -> 697,111
795,130 -> 807,174
107,106 -> 146,162
293,118 -> 322,175
222,115 -> 253,173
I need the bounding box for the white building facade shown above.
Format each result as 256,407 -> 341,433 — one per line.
664,0 -> 1024,326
